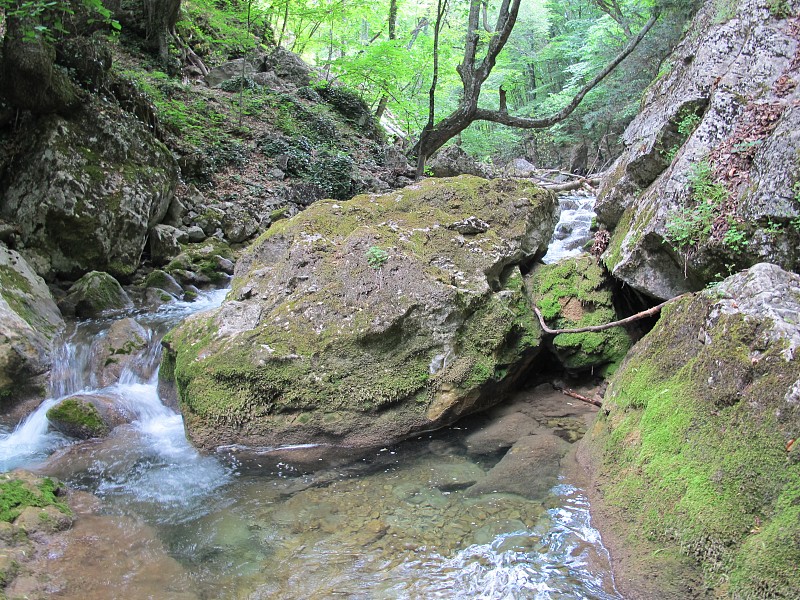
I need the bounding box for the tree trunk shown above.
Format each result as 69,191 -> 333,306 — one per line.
409,1 -> 659,174
375,0 -> 398,121
144,0 -> 182,63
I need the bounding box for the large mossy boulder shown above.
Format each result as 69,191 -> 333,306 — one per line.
162,176 -> 558,450
528,255 -> 632,374
597,0 -> 800,299
585,263 -> 800,597
58,271 -> 133,319
0,244 -> 64,410
0,99 -> 178,280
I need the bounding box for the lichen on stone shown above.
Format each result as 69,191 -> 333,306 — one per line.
163,176 -> 558,450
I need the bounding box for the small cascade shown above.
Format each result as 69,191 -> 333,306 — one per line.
0,289 -> 229,474
542,193 -> 596,264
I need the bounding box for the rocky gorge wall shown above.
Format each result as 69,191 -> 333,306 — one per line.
584,264 -> 800,598
597,0 -> 800,300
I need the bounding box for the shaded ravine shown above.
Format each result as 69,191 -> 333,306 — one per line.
1,193 -> 626,599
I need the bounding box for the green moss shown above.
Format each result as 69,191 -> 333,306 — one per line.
144,269 -> 173,289
529,255 -> 632,372
270,207 -> 290,222
0,475 -> 70,523
591,294 -> 800,596
165,239 -> 234,283
166,177 -> 553,441
46,398 -> 108,438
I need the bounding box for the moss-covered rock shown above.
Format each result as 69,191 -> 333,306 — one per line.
143,269 -> 183,297
58,271 -> 133,318
528,255 -> 632,374
0,243 -> 64,410
585,263 -> 800,597
0,471 -> 71,524
0,471 -> 74,595
164,239 -> 234,286
46,396 -> 111,439
163,176 -> 558,450
0,98 -> 178,281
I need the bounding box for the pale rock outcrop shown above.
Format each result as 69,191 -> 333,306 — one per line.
598,0 -> 800,299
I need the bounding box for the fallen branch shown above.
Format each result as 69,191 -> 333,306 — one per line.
533,296 -> 684,335
540,179 -> 595,192
555,386 -> 603,407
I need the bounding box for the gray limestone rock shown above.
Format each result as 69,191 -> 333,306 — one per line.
58,271 -> 133,319
88,318 -> 150,387
428,145 -> 492,179
598,0 -> 800,299
0,101 -> 178,281
148,224 -> 182,266
162,176 -> 558,450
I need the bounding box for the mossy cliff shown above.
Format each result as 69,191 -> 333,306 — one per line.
162,176 -> 558,450
528,255 -> 632,374
585,263 -> 800,598
0,244 -> 64,410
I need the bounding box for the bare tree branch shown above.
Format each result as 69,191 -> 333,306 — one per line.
473,11 -> 659,129
532,293 -> 680,336
411,0 -> 659,174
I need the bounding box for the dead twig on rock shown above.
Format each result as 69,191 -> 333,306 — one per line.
532,295 -> 685,335
555,386 -> 603,407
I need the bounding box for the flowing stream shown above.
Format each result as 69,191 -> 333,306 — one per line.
0,194 -> 621,599
542,193 -> 596,264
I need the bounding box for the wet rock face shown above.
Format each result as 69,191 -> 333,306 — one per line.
89,318 -> 151,388
0,244 -> 64,410
597,0 -> 800,299
163,176 -> 558,450
58,271 -> 133,319
586,263 -> 800,597
46,394 -> 133,439
0,99 -> 178,281
528,255 -> 632,375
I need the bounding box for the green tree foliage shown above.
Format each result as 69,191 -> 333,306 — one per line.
254,0 -> 698,168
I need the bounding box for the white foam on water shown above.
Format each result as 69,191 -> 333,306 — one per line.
393,484 -> 621,599
0,288 -> 230,489
542,194 -> 597,264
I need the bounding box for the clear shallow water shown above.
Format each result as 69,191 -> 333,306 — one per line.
2,284 -> 621,599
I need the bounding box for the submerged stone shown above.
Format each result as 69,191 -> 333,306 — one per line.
162,176 -> 558,450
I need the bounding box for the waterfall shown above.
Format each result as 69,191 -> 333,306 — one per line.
0,289 -> 229,474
